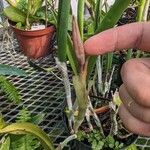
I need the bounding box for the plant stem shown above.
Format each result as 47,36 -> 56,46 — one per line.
136,0 -> 150,58
136,0 -> 149,21
94,0 -> 102,31
85,107 -> 93,130
142,0 -> 150,21
73,75 -> 88,133
106,65 -> 115,98
126,49 -> 133,60
106,52 -> 113,75
77,0 -> 85,39
55,58 -> 74,131
88,99 -> 105,137
103,53 -> 113,96
103,0 -> 109,12
96,56 -> 103,94
56,134 -> 77,150
45,0 -> 48,27
109,105 -> 119,136
95,0 -> 103,95
85,0 -> 95,20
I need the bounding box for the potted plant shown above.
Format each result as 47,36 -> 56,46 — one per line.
54,0 -> 149,149
3,0 -> 55,59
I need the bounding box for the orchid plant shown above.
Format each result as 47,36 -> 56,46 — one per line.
56,0 -> 149,149
57,0 -> 130,134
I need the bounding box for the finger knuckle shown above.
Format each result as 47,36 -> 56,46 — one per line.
121,59 -> 137,76
135,88 -> 150,107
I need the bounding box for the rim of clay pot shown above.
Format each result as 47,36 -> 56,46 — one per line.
8,20 -> 55,34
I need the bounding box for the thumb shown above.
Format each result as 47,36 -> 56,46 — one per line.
84,22 -> 150,55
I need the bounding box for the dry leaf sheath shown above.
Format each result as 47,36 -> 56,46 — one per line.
72,16 -> 85,71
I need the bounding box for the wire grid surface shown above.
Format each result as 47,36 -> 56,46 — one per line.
0,40 -> 71,149
0,37 -> 150,150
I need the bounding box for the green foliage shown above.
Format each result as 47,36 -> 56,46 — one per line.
17,0 -> 28,12
57,0 -> 71,62
0,122 -> 54,150
27,0 -> 43,16
16,107 -> 45,124
0,108 -> 53,150
3,6 -> 26,24
104,135 -> 124,149
77,0 -> 85,39
11,108 -> 44,150
10,134 -> 41,150
126,144 -> 138,150
0,75 -> 21,104
0,64 -> 26,76
88,130 -> 104,150
16,108 -> 32,123
4,0 -> 55,29
0,64 -> 26,104
97,0 -> 131,32
77,130 -> 87,141
73,75 -> 89,132
0,63 -> 26,113
30,113 -> 45,125
0,114 -> 6,129
0,136 -> 10,150
77,130 -> 125,150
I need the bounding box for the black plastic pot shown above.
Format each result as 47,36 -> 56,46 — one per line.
62,108 -> 138,150
62,109 -> 91,149
69,139 -> 91,150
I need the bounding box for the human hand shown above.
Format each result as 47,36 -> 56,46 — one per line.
84,22 -> 150,136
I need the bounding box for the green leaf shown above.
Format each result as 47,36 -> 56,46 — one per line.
97,141 -> 104,150
73,75 -> 88,132
0,136 -> 10,150
115,141 -> 119,147
77,0 -> 85,39
51,4 -> 78,75
16,108 -> 44,124
94,0 -> 102,31
0,76 -> 21,104
10,134 -> 41,150
66,35 -> 78,75
125,144 -> 138,150
113,91 -> 122,106
0,114 -> 7,129
57,0 -> 71,62
0,122 -> 55,150
97,0 -> 131,32
16,108 -> 31,123
0,64 -> 26,76
17,0 -> 28,12
77,130 -> 86,141
27,0 -> 43,16
31,113 -> 45,125
3,6 -> 26,24
16,22 -> 23,29
4,0 -> 18,7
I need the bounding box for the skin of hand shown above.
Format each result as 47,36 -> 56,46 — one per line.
84,22 -> 150,136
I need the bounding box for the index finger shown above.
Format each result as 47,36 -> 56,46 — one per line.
84,22 -> 150,55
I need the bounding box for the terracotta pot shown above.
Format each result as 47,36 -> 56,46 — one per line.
10,24 -> 55,59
